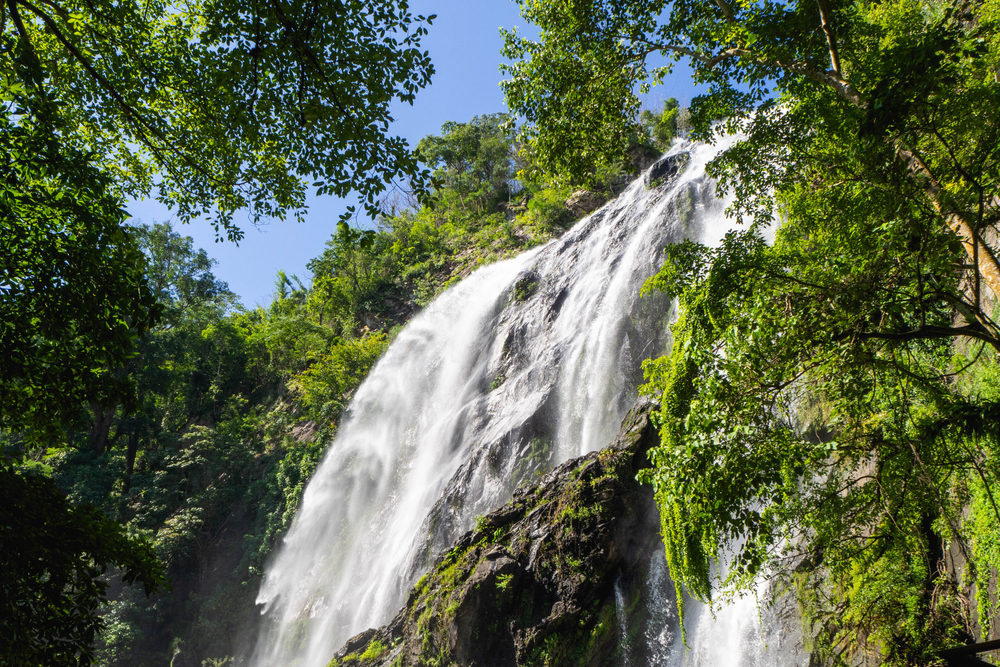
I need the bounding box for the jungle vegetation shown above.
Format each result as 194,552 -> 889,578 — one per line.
1,97 -> 643,663
1,0 -> 440,662
503,0 -> 1000,663
8,0 -> 999,663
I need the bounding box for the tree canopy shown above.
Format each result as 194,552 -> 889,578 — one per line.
0,101 -> 159,445
416,113 -> 517,212
505,0 -> 1000,661
0,465 -> 164,667
1,0 -> 436,238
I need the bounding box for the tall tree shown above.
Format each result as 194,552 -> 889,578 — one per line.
0,465 -> 164,667
416,113 -> 517,212
0,99 -> 166,666
504,0 -> 1000,661
0,101 -> 159,445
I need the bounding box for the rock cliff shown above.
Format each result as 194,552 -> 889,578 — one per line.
326,399 -> 674,667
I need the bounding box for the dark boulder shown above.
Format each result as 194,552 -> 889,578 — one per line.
644,153 -> 690,189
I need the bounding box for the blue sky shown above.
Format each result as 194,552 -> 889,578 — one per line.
127,1 -> 704,307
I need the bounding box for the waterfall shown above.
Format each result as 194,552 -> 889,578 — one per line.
249,137 -> 792,667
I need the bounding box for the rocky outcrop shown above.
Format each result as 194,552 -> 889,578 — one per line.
564,190 -> 606,217
326,400 -> 672,667
644,153 -> 690,188
627,145 -> 661,173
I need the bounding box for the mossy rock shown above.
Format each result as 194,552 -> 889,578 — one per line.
323,399 -> 668,667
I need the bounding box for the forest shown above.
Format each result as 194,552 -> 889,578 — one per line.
3,0 -> 1000,666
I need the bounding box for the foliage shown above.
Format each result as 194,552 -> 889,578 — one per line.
307,113 -> 595,314
639,98 -> 680,152
519,185 -> 576,234
0,102 -> 158,445
501,2 -> 651,181
138,223 -> 235,317
417,113 -> 518,213
358,639 -> 387,661
954,352 -> 1000,640
0,0 -> 437,235
0,465 -> 163,667
641,228 -> 986,660
0,95 -> 164,666
292,333 -> 390,420
505,0 -> 1000,660
307,224 -> 398,335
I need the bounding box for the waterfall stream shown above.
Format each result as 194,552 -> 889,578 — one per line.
250,138 -> 797,666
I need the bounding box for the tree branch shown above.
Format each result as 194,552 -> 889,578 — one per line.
896,145 -> 1000,303
631,37 -> 724,68
840,323 -> 1000,351
772,56 -> 863,107
15,0 -> 220,190
815,0 -> 841,77
6,0 -> 40,73
715,0 -> 736,23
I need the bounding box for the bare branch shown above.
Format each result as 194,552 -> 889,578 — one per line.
773,57 -> 863,107
707,47 -> 750,69
630,37 -> 721,67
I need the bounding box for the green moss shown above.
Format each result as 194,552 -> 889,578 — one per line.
559,503 -> 597,524
527,619 -> 602,667
513,276 -> 539,302
587,601 -> 617,651
359,639 -> 387,661
408,542 -> 487,664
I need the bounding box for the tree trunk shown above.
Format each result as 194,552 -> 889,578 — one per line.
88,402 -> 116,454
947,213 -> 1000,306
126,426 -> 139,475
895,146 -> 1000,304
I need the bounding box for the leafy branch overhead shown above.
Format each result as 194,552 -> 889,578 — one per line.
503,0 -> 1000,305
0,0 -> 437,239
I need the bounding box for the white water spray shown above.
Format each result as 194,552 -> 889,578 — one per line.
250,138 -> 793,667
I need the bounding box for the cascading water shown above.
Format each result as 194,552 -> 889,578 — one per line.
250,138 -> 795,667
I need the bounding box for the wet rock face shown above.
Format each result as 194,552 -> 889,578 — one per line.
326,399 -> 670,667
644,153 -> 690,189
